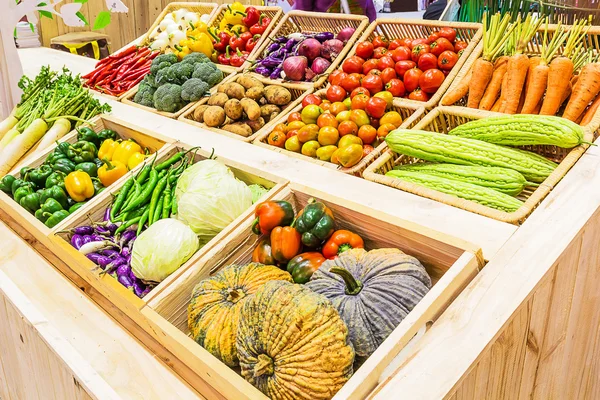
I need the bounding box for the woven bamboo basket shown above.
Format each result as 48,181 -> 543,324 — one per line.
178,74 -> 312,142
121,70 -> 237,119
247,11 -> 369,90
341,19 -> 482,110
253,93 -> 425,176
207,5 -> 283,74
363,106 -> 597,225
440,24 -> 600,133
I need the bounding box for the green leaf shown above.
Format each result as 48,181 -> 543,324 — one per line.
76,11 -> 88,25
37,2 -> 47,6
74,0 -> 89,3
93,11 -> 111,30
13,27 -> 17,38
39,10 -> 53,19
29,22 -> 35,32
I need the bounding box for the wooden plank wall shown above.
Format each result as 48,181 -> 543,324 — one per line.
38,0 -> 263,52
445,208 -> 600,400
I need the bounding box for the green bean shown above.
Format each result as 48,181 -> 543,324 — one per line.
122,169 -> 158,212
110,177 -> 134,221
171,196 -> 178,216
137,208 -> 150,236
162,184 -> 171,219
148,175 -> 168,223
115,216 -> 143,235
151,195 -> 164,225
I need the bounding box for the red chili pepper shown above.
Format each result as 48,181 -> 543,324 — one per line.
217,46 -> 232,65
229,31 -> 246,51
250,15 -> 270,35
242,7 -> 260,27
245,34 -> 261,53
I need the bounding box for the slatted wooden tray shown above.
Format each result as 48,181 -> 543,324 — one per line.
363,106 -> 596,225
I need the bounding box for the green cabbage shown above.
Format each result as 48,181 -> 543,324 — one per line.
131,218 -> 199,283
175,159 -> 252,244
248,184 -> 268,203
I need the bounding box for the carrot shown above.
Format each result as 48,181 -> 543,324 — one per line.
571,75 -> 579,87
491,96 -> 502,112
524,56 -> 542,95
503,53 -> 530,114
540,57 -> 575,115
531,99 -> 543,114
563,63 -> 600,121
560,81 -> 572,107
499,73 -> 509,113
580,94 -> 600,125
521,63 -> 549,113
468,58 -> 495,108
442,68 -> 472,106
479,56 -> 508,110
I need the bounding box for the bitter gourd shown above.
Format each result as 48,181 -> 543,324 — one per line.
385,169 -> 524,212
385,130 -> 557,183
393,163 -> 529,196
448,115 -> 584,148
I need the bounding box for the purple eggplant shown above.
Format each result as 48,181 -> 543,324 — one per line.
103,207 -> 111,222
71,234 -> 84,249
73,226 -> 94,236
86,252 -> 103,264
121,246 -> 131,257
140,287 -> 152,298
254,66 -> 271,76
101,249 -> 120,258
97,256 -> 112,269
118,274 -> 134,289
274,36 -> 288,43
116,264 -> 131,277
266,42 -> 281,53
262,57 -> 284,68
314,32 -> 334,42
82,235 -> 94,245
119,230 -> 136,247
284,39 -> 298,52
90,234 -> 109,242
270,66 -> 284,80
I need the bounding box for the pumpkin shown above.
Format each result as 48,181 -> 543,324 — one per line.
237,280 -> 355,399
306,248 -> 431,358
188,263 -> 292,367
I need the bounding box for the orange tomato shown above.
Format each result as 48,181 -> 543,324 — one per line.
317,113 -> 339,128
351,94 -> 370,110
287,112 -> 302,123
357,125 -> 377,144
267,130 -> 286,148
301,140 -> 321,157
330,149 -> 340,165
338,120 -> 358,137
320,101 -> 332,112
350,109 -> 370,127
337,144 -> 363,167
318,126 -> 340,146
286,129 -> 299,139
286,120 -> 306,132
326,85 -> 347,102
351,87 -> 370,98
338,134 -> 363,148
377,123 -> 397,138
335,110 -> 351,122
379,111 -> 403,127
297,124 -> 319,143
343,97 -> 352,109
330,102 -> 348,116
274,123 -> 287,132
285,136 -> 301,152
362,144 -> 375,158
374,91 -> 393,108
302,93 -> 322,108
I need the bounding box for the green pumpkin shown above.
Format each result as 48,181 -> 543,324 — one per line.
306,248 -> 431,358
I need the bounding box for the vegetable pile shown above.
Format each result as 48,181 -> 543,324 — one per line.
265,89 -> 404,167
82,46 -> 159,97
189,74 -> 292,137
332,26 -> 465,102
187,198 -> 432,399
0,66 -> 111,177
209,2 -> 272,67
252,28 -> 356,82
133,52 -> 224,113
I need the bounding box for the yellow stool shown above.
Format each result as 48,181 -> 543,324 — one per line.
50,32 -> 111,60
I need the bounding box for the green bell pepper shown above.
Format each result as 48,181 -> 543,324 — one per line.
92,178 -> 104,196
35,209 -> 52,223
76,127 -> 99,146
93,158 -> 104,169
0,175 -> 16,194
17,190 -> 38,212
67,141 -> 97,163
12,180 -> 34,197
28,165 -> 54,188
41,198 -> 64,214
69,202 -> 86,213
97,129 -> 117,143
52,158 -> 76,174
45,171 -> 67,189
45,210 -> 70,228
75,162 -> 98,177
40,186 -> 69,209
295,201 -> 336,248
19,166 -> 34,181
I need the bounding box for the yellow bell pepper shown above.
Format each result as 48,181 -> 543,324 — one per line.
97,139 -> 118,161
65,171 -> 94,202
188,21 -> 208,34
127,152 -> 146,170
187,33 -> 214,57
174,45 -> 192,60
223,2 -> 246,26
210,50 -> 219,63
112,140 -> 143,165
98,160 -> 128,187
230,24 -> 248,35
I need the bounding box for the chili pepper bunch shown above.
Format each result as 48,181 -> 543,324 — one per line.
209,2 -> 272,67
250,198 -> 365,284
82,46 -> 160,97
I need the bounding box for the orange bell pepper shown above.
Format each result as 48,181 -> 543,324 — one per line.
270,226 -> 302,264
322,230 -> 364,259
98,159 -> 128,187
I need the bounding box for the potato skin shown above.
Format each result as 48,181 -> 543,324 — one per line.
237,75 -> 264,90
217,83 -> 230,93
192,105 -> 209,122
224,99 -> 243,120
245,117 -> 265,133
225,82 -> 246,100
222,122 -> 253,137
240,98 -> 261,121
208,92 -> 229,107
245,87 -> 264,101
264,86 -> 292,106
260,104 -> 280,122
203,106 -> 226,127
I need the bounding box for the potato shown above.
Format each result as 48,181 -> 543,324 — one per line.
240,98 -> 261,121
260,104 -> 280,122
225,82 -> 246,100
208,92 -> 229,107
217,83 -> 230,94
224,99 -> 243,120
192,105 -> 209,122
245,117 -> 265,133
222,122 -> 253,137
245,87 -> 264,101
203,106 -> 226,127
237,75 -> 264,90
264,85 -> 292,106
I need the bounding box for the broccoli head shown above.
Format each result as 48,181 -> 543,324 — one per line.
181,78 -> 209,102
155,63 -> 194,86
153,83 -> 184,113
133,82 -> 157,108
149,61 -> 172,76
141,74 -> 157,88
181,52 -> 210,66
192,63 -> 224,87
152,53 -> 178,66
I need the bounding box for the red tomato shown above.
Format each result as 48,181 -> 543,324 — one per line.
430,37 -> 455,57
369,116 -> 380,129
380,67 -> 397,84
341,73 -> 362,92
378,56 -> 395,71
328,70 -> 347,86
438,50 -> 458,70
327,85 -> 347,102
419,69 -> 445,94
372,35 -> 389,49
362,59 -> 380,75
355,41 -> 374,59
417,53 -> 438,71
361,74 -> 383,94
373,47 -> 389,59
362,144 -> 375,157
408,88 -> 429,102
386,78 -> 405,97
367,69 -> 381,76
388,38 -> 403,50
403,68 -> 423,92
399,38 -> 413,48
350,87 -> 370,98
366,97 -> 387,118
302,93 -> 323,108
351,94 -> 369,110
410,38 -> 429,49
342,56 -> 365,74
427,32 -> 440,44
411,44 -> 430,62
394,60 -> 416,78
438,27 -> 457,43
454,40 -> 468,52
390,46 -> 411,62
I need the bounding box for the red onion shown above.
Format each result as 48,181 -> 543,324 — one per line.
321,39 -> 344,61
297,38 -> 322,61
311,57 -> 331,75
305,68 -> 316,81
283,56 -> 308,81
336,27 -> 356,43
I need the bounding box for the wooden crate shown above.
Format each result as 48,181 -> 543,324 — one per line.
0,115 -> 171,241
248,11 -> 369,90
178,74 -> 313,142
142,183 -> 483,400
363,106 -> 597,225
440,24 -> 600,132
120,70 -> 237,119
342,19 -> 482,110
207,5 -> 283,74
253,92 -> 426,176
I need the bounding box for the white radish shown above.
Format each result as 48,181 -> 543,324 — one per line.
170,30 -> 185,46
157,31 -> 169,42
200,13 -> 210,24
174,8 -> 187,21
183,12 -> 199,25
0,118 -> 48,177
150,39 -> 168,51
0,129 -> 20,152
0,116 -> 19,139
159,19 -> 171,31
166,23 -> 182,35
35,118 -> 71,151
164,13 -> 174,21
